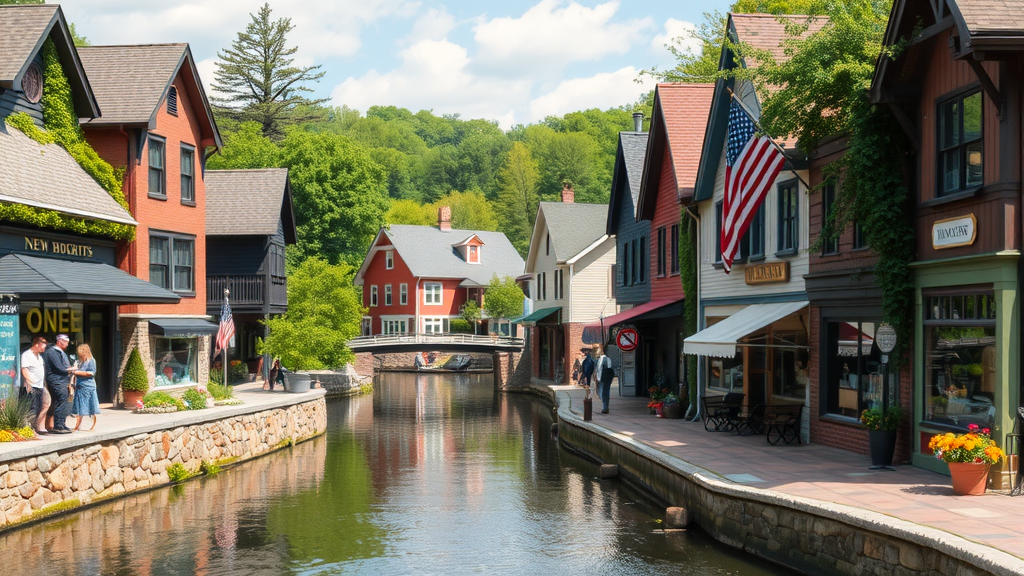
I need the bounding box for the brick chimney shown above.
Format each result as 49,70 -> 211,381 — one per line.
438,205 -> 452,232
633,112 -> 644,132
561,183 -> 575,204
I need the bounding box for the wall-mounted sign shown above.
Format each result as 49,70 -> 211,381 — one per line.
745,261 -> 790,285
0,229 -> 114,265
932,214 -> 976,250
616,328 -> 639,352
0,295 -> 19,399
23,236 -> 93,258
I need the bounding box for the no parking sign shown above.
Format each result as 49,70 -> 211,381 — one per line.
615,328 -> 638,352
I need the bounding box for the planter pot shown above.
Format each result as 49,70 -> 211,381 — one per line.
948,461 -> 991,495
284,372 -> 311,394
868,429 -> 897,467
663,404 -> 683,419
655,407 -> 664,418
123,390 -> 145,409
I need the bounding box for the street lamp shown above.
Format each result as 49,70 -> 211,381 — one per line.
873,323 -> 897,471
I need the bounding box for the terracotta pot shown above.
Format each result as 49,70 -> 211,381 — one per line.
948,461 -> 990,495
123,389 -> 145,410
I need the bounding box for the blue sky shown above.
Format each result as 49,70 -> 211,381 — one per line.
62,0 -> 736,127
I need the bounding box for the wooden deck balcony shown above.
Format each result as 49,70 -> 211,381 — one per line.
207,274 -> 287,314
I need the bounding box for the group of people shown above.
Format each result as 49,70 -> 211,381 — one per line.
20,334 -> 101,435
572,344 -> 614,414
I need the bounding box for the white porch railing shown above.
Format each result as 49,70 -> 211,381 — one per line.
347,333 -> 525,350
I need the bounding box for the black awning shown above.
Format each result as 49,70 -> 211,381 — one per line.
148,318 -> 219,336
0,253 -> 180,304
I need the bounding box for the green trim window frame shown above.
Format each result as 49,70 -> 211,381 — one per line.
148,135 -> 166,198
656,227 -> 666,277
149,231 -> 194,294
777,179 -> 799,255
938,88 -> 983,197
822,184 -> 839,255
180,144 -> 195,205
670,224 -> 680,275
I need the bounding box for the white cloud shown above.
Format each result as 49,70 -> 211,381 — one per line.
470,0 -> 653,78
652,18 -> 700,55
529,67 -> 655,120
331,39 -> 531,126
401,7 -> 457,46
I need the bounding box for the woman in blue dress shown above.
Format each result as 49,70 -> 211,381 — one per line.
71,344 -> 100,431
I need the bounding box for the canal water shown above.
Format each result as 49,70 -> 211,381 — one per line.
1,373 -> 796,576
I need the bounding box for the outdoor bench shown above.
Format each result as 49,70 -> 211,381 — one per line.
701,392 -> 744,432
763,403 -> 803,445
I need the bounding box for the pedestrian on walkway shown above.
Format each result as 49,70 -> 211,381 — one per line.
594,344 -> 613,414
70,344 -> 100,431
42,334 -> 76,434
21,336 -> 49,435
580,347 -> 596,389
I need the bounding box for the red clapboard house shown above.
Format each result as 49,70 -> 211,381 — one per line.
354,208 -> 525,336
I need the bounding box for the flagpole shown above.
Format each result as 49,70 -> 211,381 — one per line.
726,87 -> 811,191
222,288 -> 229,389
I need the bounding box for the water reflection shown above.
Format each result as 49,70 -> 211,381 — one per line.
1,372 -> 794,576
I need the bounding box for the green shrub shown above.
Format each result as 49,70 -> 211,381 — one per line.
199,461 -> 221,476
142,391 -> 184,411
449,318 -> 473,334
207,381 -> 233,400
0,393 -> 31,431
230,361 -> 249,384
181,388 -> 207,410
121,348 -> 149,393
167,463 -> 190,483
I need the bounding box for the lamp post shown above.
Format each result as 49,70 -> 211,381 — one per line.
872,323 -> 898,471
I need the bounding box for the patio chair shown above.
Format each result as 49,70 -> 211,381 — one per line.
702,392 -> 744,432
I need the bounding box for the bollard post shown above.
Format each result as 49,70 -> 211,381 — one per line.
583,397 -> 592,421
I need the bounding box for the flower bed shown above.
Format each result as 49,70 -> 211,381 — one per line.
0,427 -> 35,442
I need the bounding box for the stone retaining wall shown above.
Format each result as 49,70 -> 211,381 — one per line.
0,398 -> 326,531
558,411 -> 1022,576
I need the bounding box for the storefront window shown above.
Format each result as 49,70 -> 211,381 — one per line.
772,331 -> 808,402
824,321 -> 893,417
19,302 -> 85,348
707,350 -> 743,393
154,337 -> 198,386
924,294 -> 996,430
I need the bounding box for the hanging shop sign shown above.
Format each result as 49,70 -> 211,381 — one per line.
932,214 -> 976,250
0,295 -> 19,399
745,261 -> 790,285
23,304 -> 83,335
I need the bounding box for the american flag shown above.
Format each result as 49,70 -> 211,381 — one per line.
720,99 -> 785,273
214,296 -> 234,356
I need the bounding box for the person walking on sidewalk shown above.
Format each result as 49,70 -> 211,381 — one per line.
594,344 -> 614,414
580,347 -> 596,389
21,336 -> 50,435
70,344 -> 100,431
42,334 -> 76,434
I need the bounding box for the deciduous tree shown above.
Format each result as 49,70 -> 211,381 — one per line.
494,142 -> 540,256
484,275 -> 525,321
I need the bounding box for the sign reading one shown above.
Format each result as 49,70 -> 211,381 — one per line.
616,328 -> 639,352
745,261 -> 790,285
932,214 -> 976,250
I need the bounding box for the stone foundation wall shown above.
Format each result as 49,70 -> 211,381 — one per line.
375,352 -> 493,371
558,414 -> 1020,576
0,398 -> 326,531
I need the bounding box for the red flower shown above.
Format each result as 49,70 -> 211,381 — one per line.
968,423 -> 979,432
982,427 -> 991,435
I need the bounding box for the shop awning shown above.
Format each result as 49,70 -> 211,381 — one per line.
148,318 -> 219,336
512,306 -> 561,326
684,301 -> 808,358
582,298 -> 684,344
0,253 -> 180,304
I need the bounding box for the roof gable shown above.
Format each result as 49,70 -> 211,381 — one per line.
0,4 -> 98,118
528,202 -> 607,268
637,83 -> 714,219
205,168 -> 296,243
606,131 -> 648,235
452,234 -> 485,247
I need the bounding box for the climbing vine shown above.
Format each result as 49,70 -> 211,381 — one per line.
2,39 -> 134,241
679,208 -> 699,414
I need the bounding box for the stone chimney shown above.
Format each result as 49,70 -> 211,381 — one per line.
438,206 -> 452,232
561,183 -> 575,204
633,112 -> 644,133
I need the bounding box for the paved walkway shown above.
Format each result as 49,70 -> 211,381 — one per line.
0,382 -> 324,464
546,384 -> 1024,565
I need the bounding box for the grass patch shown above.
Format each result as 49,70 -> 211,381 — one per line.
359,381 -> 374,395
276,437 -> 294,449
24,498 -> 81,523
215,456 -> 239,468
167,463 -> 191,483
199,460 -> 221,476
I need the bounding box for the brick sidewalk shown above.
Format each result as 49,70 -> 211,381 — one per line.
548,384 -> 1024,562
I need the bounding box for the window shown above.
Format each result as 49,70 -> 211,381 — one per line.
559,268 -> 565,299
148,136 -> 166,197
149,233 -> 193,293
777,180 -> 799,254
554,269 -> 563,300
166,86 -> 178,116
546,234 -> 550,256
715,201 -> 723,263
385,250 -> 394,269
381,318 -> 407,335
540,273 -> 547,300
639,236 -> 647,283
822,184 -> 839,255
631,240 -> 638,285
370,285 -> 378,307
622,242 -> 631,286
400,284 -> 408,305
385,284 -> 393,306
923,293 -> 997,431
154,337 -> 198,386
469,245 -> 478,263
715,202 -> 763,263
670,224 -> 680,274
772,331 -> 808,402
824,321 -> 890,418
657,227 -> 666,277
938,90 -> 983,196
853,222 -> 868,250
424,282 -> 443,305
180,145 -> 195,204
422,317 -> 450,334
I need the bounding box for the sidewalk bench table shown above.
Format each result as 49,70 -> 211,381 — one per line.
733,404 -> 766,436
702,393 -> 744,432
763,403 -> 803,445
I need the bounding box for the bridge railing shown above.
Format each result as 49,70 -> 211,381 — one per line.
348,333 -> 525,350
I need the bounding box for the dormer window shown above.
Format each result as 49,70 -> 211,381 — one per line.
23,63 -> 42,104
469,245 -> 479,263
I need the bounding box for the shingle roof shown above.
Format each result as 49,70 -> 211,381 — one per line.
658,83 -> 715,193
384,225 -> 524,284
539,202 -> 608,262
0,4 -> 57,84
206,169 -> 293,239
0,123 -> 135,225
0,253 -> 179,304
77,44 -> 186,125
730,13 -> 827,66
956,0 -> 1024,36
620,132 -> 648,208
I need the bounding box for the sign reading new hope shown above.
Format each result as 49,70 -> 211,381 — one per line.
932,214 -> 976,249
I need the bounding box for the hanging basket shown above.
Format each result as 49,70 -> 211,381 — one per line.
948,461 -> 991,496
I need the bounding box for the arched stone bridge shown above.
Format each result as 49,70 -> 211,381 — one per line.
347,333 -> 525,354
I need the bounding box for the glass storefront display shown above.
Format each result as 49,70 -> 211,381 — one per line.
824,320 -> 890,417
707,349 -> 743,393
771,331 -> 808,403
923,294 -> 996,430
154,337 -> 199,386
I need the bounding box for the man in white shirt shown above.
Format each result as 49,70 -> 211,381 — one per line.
21,336 -> 49,435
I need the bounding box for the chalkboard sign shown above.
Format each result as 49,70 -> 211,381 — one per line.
0,295 -> 19,399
